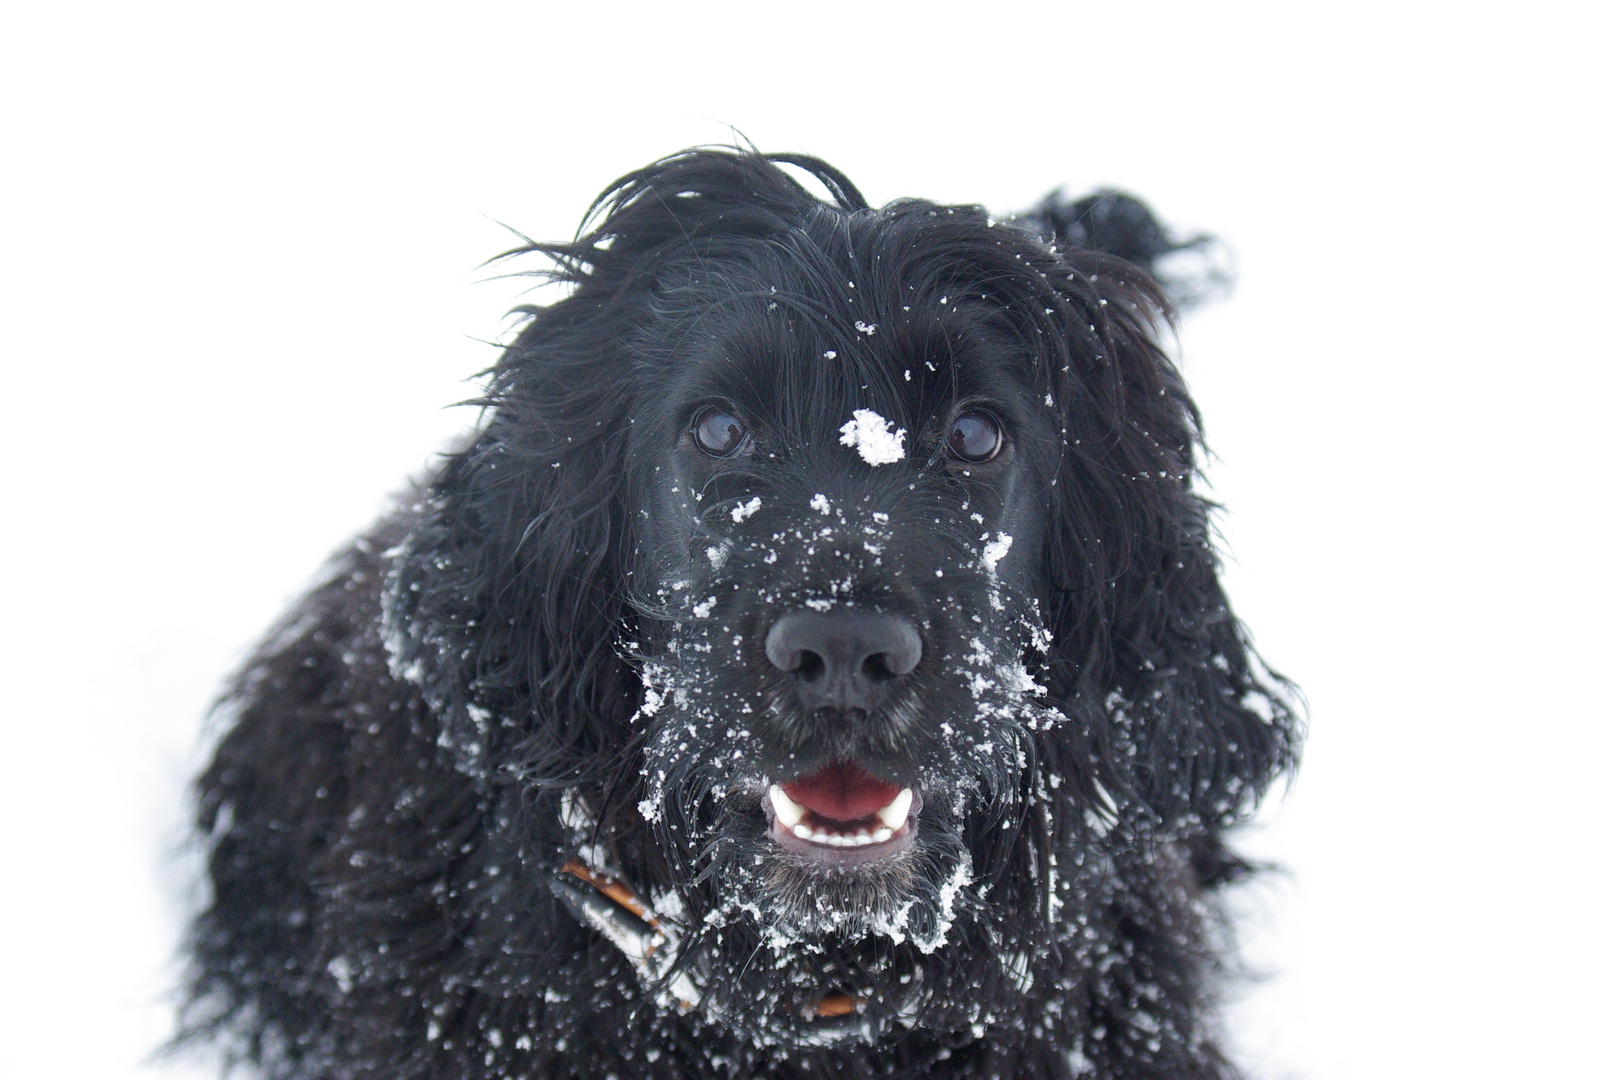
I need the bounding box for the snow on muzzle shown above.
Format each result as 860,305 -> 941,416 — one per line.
765,760 -> 916,863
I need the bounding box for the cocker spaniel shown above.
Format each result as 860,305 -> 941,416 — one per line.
181,148 -> 1299,1080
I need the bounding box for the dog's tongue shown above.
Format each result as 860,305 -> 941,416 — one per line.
780,761 -> 900,823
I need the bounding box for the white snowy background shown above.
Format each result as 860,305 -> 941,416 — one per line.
2,2 -> 1619,1077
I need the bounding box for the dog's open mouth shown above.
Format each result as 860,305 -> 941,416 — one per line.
765,760 -> 916,863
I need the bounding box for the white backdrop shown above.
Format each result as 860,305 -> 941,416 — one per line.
3,3 -> 1619,1077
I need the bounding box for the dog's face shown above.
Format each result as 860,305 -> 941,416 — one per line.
376,151 -> 1297,1053
623,233 -> 1064,947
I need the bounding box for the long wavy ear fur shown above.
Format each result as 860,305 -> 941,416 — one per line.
1019,199 -> 1300,834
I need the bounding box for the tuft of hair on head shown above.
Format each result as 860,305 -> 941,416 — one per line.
490,146 -> 871,297
1014,188 -> 1234,312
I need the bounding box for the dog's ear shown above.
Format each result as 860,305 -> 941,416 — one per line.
1036,227 -> 1299,832
381,405 -> 635,783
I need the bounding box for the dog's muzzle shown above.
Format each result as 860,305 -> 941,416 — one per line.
762,608 -> 923,863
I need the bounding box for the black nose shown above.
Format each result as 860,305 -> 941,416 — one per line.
764,609 -> 923,712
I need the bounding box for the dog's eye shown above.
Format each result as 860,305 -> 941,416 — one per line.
946,411 -> 1003,463
692,407 -> 750,457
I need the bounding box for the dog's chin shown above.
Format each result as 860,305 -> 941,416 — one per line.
755,860 -> 924,941
688,791 -> 1022,1049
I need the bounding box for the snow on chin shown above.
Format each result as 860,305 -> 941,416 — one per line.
719,848 -> 971,960
839,409 -> 906,466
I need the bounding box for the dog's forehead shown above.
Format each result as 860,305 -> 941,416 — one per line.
640,245 -> 1047,448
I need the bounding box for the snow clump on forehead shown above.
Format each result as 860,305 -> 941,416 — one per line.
839,409 -> 906,466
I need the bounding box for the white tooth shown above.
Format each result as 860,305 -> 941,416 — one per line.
792,822 -> 813,839
811,832 -> 832,845
769,784 -> 806,827
872,826 -> 894,843
876,788 -> 913,831
853,829 -> 874,845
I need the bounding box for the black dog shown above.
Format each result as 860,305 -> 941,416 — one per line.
181,149 -> 1299,1079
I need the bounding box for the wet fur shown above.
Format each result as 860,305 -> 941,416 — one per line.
180,149 -> 1299,1079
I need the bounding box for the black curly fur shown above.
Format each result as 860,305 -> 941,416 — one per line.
179,148 -> 1300,1080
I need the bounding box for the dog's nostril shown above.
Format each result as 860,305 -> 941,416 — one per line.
793,652 -> 826,681
861,653 -> 894,682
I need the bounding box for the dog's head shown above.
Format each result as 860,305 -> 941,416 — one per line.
382,149 -> 1297,1046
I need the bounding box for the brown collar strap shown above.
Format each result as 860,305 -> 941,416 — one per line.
554,860 -> 857,1020
561,860 -> 657,926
